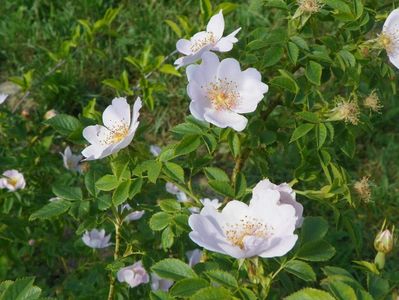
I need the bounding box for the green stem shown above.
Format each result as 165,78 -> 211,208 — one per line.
107,209 -> 122,300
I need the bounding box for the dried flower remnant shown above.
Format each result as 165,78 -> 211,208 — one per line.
354,176 -> 371,202
298,0 -> 321,14
332,97 -> 360,125
364,91 -> 383,113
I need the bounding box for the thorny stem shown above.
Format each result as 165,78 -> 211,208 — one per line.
107,208 -> 122,300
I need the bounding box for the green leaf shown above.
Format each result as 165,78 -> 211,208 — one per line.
129,178 -> 143,198
163,162 -> 185,183
300,217 -> 329,243
204,167 -> 230,182
290,124 -> 315,143
287,42 -> 299,65
84,170 -> 98,197
159,64 -> 181,77
112,180 -> 131,206
0,277 -> 41,300
209,180 -> 235,198
29,200 -> 71,220
205,270 -> 238,288
159,199 -> 181,213
316,123 -> 327,149
175,135 -> 201,156
322,281 -> 357,300
285,260 -> 316,282
264,0 -> 288,9
134,160 -> 162,183
263,46 -> 284,67
162,226 -> 175,250
297,240 -> 336,262
228,132 -> 241,158
170,278 -> 209,297
165,19 -> 182,37
238,288 -> 258,300
149,212 -> 172,231
95,175 -> 119,191
191,287 -> 233,300
284,288 -> 335,300
296,112 -> 320,123
44,114 -> 82,137
270,72 -> 299,94
172,123 -> 203,135
368,274 -> 390,300
146,160 -> 162,183
150,290 -> 175,300
52,185 -> 82,201
96,195 -> 112,211
235,173 -> 247,198
306,61 -> 323,86
152,258 -> 197,281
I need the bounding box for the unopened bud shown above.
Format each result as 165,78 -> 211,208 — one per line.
374,229 -> 394,254
21,109 -> 30,118
28,239 -> 35,246
44,109 -> 57,120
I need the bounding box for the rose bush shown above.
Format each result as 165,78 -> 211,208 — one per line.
0,0 -> 399,299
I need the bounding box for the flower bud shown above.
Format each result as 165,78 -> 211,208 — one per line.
44,109 -> 57,120
374,229 -> 394,254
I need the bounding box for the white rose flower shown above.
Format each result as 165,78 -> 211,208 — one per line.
253,179 -> 303,228
380,9 -> 399,68
60,146 -> 83,172
81,97 -> 142,160
120,204 -> 145,222
186,249 -> 203,267
174,10 -> 241,68
82,229 -> 111,249
150,273 -> 174,292
0,94 -> 8,104
117,261 -> 149,288
186,52 -> 268,132
190,198 -> 222,214
188,179 -> 301,259
165,182 -> 189,202
0,170 -> 26,191
150,145 -> 162,157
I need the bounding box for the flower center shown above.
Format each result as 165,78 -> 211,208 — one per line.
379,31 -> 399,55
7,177 -> 18,187
224,216 -> 271,249
190,32 -> 216,53
101,123 -> 129,145
206,78 -> 239,111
